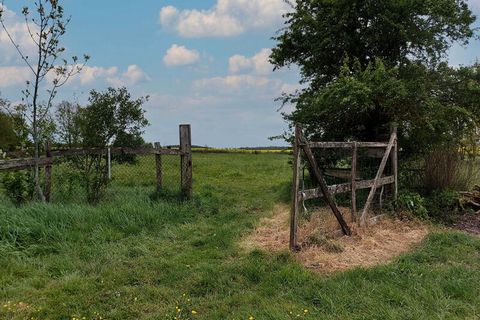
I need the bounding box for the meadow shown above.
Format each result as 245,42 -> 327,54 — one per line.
0,153 -> 479,319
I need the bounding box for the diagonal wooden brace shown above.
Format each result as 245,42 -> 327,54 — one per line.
299,132 -> 351,236
360,131 -> 397,226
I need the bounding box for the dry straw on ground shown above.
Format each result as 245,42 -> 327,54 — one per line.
243,205 -> 429,273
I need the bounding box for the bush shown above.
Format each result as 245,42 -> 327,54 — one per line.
1,170 -> 35,205
394,191 -> 428,219
425,190 -> 460,223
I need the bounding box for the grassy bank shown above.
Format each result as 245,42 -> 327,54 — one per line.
0,153 -> 479,319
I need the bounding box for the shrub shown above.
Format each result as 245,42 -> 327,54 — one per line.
394,191 -> 428,219
1,170 -> 35,205
425,190 -> 460,223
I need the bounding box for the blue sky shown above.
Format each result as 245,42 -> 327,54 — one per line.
1,0 -> 479,147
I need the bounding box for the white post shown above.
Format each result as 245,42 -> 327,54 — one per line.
107,147 -> 111,180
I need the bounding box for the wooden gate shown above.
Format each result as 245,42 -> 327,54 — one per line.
290,124 -> 398,251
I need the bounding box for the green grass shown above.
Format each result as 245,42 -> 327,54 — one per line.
0,153 -> 479,319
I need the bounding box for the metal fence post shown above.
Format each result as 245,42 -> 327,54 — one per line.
44,141 -> 52,203
107,147 -> 112,180
179,124 -> 192,200
154,142 -> 163,192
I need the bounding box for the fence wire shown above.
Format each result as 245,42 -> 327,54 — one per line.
0,150 -> 183,205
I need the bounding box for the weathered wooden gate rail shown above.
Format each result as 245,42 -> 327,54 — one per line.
0,124 -> 193,201
290,124 -> 398,251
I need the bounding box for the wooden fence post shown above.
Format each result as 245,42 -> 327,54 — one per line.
391,126 -> 398,201
44,141 -> 52,203
290,124 -> 302,251
180,124 -> 193,200
154,142 -> 163,192
351,142 -> 358,223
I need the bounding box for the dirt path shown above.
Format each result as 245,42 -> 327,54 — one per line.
243,205 -> 429,273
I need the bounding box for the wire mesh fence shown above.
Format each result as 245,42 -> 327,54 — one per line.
0,150 -> 185,205
0,125 -> 193,206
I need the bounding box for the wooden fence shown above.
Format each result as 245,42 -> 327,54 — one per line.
0,124 -> 193,201
290,124 -> 398,251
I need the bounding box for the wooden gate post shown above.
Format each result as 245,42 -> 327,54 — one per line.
180,124 -> 193,200
390,126 -> 398,201
290,124 -> 302,251
351,142 -> 358,223
44,141 -> 52,203
154,142 -> 163,192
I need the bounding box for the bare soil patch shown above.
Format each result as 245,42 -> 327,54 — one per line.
453,212 -> 480,235
243,205 -> 429,273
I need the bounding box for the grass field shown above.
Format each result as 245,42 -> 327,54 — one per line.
0,153 -> 479,319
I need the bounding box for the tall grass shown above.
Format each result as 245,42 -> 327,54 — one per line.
424,148 -> 480,192
0,153 -> 479,319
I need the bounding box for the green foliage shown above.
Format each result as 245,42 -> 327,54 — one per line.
425,190 -> 461,222
112,131 -> 146,164
1,171 -> 34,205
55,101 -> 82,148
271,0 -> 479,158
77,87 -> 149,147
59,87 -> 150,204
394,191 -> 428,219
272,0 -> 476,85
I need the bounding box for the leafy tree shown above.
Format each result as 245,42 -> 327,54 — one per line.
77,87 -> 149,148
0,98 -> 18,150
271,0 -> 478,154
55,100 -> 81,148
73,87 -> 149,203
0,0 -> 89,201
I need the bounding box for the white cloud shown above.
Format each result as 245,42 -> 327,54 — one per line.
0,66 -> 31,88
229,48 -> 273,75
77,66 -> 118,85
0,4 -> 38,64
159,0 -> 290,38
70,64 -> 149,87
193,74 -> 280,95
163,44 -> 200,67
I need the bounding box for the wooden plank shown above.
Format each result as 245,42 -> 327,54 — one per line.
351,142 -> 358,223
50,147 -> 182,157
155,142 -> 163,192
301,176 -> 395,201
360,131 -> 397,226
300,131 -> 351,236
309,142 -> 388,149
0,157 -> 52,171
44,142 -> 52,203
290,124 -> 302,251
180,124 -> 193,200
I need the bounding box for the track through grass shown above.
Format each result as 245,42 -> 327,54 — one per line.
0,153 -> 479,319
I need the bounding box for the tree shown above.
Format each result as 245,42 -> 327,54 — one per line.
55,100 -> 81,148
77,87 -> 149,148
0,0 -> 89,201
73,87 -> 149,203
271,0 -> 478,153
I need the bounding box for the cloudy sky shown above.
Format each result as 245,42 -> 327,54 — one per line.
1,0 -> 479,147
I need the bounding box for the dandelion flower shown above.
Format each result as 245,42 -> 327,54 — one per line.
192,310 -> 197,315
